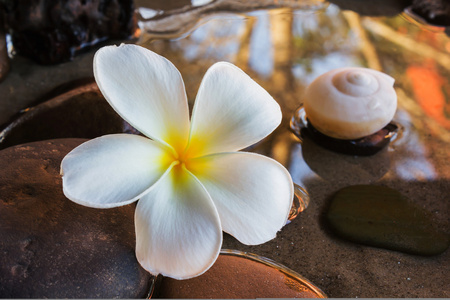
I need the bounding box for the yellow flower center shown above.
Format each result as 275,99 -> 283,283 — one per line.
162,132 -> 208,177
174,151 -> 190,168
163,142 -> 195,174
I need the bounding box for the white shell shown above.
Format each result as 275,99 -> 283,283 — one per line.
303,67 -> 397,140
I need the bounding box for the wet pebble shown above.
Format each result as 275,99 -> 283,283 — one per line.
154,252 -> 325,298
0,83 -> 139,150
0,139 -> 152,298
326,185 -> 450,256
302,121 -> 398,156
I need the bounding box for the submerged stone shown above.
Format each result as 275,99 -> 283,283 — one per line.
0,82 -> 139,150
302,120 -> 398,156
326,185 -> 450,256
0,139 -> 152,298
154,251 -> 326,298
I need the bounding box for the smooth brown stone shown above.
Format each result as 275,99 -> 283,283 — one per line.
155,253 -> 325,298
0,82 -> 139,150
0,139 -> 152,298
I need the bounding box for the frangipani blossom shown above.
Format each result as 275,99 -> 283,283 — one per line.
61,44 -> 293,279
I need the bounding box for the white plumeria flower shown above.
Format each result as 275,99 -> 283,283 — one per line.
61,44 -> 293,279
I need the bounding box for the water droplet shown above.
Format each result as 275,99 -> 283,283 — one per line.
290,105 -> 307,142
288,184 -> 310,221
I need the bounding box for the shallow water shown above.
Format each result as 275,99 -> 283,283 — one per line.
137,1 -> 449,214
133,1 -> 450,297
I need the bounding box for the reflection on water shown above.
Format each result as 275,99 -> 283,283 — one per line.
136,0 -> 327,40
127,3 -> 450,297
136,2 -> 449,186
133,3 -> 449,271
391,110 -> 438,181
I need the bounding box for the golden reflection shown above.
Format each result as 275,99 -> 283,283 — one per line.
362,18 -> 450,71
234,16 -> 255,71
270,8 -> 295,93
131,4 -> 448,298
137,5 -> 450,186
342,11 -> 381,70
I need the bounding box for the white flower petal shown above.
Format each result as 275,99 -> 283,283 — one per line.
135,165 -> 222,279
94,44 -> 190,152
187,62 -> 282,157
189,152 -> 293,245
61,134 -> 172,208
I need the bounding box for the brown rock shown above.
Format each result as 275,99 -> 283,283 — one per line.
0,139 -> 152,298
154,252 -> 326,298
0,82 -> 139,150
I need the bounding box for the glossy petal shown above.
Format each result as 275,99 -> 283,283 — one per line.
189,152 -> 293,245
61,134 -> 172,208
94,44 -> 190,152
186,62 -> 282,157
135,165 -> 222,279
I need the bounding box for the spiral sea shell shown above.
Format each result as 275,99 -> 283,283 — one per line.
303,67 -> 397,140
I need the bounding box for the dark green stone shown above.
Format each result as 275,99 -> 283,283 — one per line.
326,185 -> 450,256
